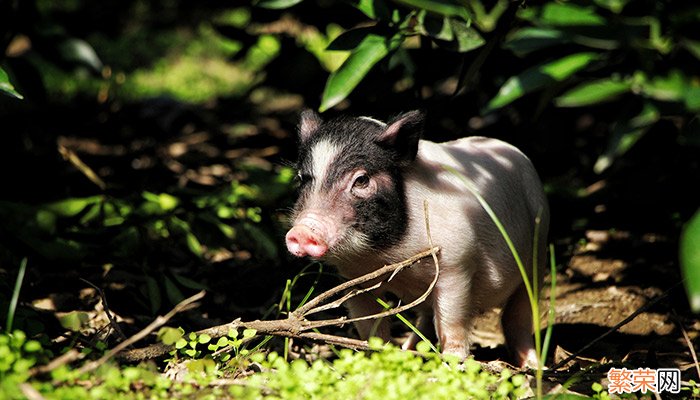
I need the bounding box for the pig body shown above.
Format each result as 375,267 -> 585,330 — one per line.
285,111 -> 549,367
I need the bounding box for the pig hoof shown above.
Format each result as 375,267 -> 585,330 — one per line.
516,348 -> 543,370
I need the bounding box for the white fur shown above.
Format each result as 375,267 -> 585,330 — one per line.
310,139 -> 341,193
358,116 -> 386,127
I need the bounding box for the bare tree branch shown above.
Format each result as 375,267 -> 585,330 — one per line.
75,290 -> 205,375
117,248 -> 440,363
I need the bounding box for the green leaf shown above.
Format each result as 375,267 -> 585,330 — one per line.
355,0 -> 391,20
321,33 -> 402,112
145,276 -> 162,314
141,192 -> 179,214
685,86 -> 700,112
539,3 -> 605,26
45,196 -> 102,217
184,349 -> 197,357
243,329 -> 257,338
254,0 -> 303,10
198,334 -> 212,344
593,102 -> 659,174
158,327 -> 184,345
485,52 -> 598,111
593,0 -> 630,13
58,312 -> 90,331
175,339 -> 187,349
681,209 -> 700,312
171,272 -> 207,291
504,28 -> 570,55
640,70 -> 686,102
170,216 -> 204,257
683,39 -> 700,61
421,13 -> 454,41
445,18 -> 485,53
326,26 -> 376,51
0,67 -> 23,99
393,0 -> 469,20
555,78 -> 631,107
23,340 -> 42,353
164,275 -> 185,305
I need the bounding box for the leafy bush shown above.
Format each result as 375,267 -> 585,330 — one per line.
246,0 -> 699,172
0,333 -> 528,400
234,340 -> 527,400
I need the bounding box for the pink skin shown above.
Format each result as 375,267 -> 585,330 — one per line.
285,214 -> 334,258
285,169 -> 377,258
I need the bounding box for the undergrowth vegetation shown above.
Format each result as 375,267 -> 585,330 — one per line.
0,332 -> 531,400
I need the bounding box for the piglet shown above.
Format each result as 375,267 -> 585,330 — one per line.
285,110 -> 549,367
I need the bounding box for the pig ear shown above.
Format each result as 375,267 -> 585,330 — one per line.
299,109 -> 322,143
376,110 -> 424,163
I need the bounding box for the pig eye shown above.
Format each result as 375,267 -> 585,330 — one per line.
352,174 -> 370,189
296,171 -> 312,186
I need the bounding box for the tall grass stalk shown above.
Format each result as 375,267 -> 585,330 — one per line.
447,167 -> 555,399
6,258 -> 28,333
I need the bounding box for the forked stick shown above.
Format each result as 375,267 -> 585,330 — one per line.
115,246 -> 440,363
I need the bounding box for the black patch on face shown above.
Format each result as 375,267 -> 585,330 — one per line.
294,116 -> 412,251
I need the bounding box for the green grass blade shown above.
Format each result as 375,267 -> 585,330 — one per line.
540,244 -> 557,366
376,298 -> 439,354
6,258 -> 28,333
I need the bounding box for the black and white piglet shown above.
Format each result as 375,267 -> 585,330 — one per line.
285,110 -> 549,367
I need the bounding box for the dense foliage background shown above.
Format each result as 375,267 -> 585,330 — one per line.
1,0 -> 699,398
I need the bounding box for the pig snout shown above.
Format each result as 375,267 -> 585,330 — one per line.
285,213 -> 342,258
285,225 -> 328,258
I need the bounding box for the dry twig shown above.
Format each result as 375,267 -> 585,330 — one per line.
75,290 -> 205,375
119,247 -> 440,362
79,278 -> 127,342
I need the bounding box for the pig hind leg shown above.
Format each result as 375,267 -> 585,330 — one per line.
401,312 -> 435,351
501,283 -> 538,368
346,293 -> 391,341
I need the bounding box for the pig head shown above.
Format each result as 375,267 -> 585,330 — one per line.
285,110 -> 550,368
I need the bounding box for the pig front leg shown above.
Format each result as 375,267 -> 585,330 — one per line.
501,283 -> 538,368
432,273 -> 474,359
346,293 -> 391,342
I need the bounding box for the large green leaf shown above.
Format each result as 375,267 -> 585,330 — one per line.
393,0 -> 469,21
593,0 -> 630,13
504,27 -> 570,55
636,70 -> 700,111
539,3 -> 606,26
485,52 -> 598,112
640,70 -> 686,102
447,18 -> 484,53
327,26 -> 377,51
255,0 -> 303,9
681,209 -> 700,313
355,0 -> 392,20
593,102 -> 659,174
320,33 -> 402,112
683,39 -> 700,61
555,78 -> 631,107
422,15 -> 484,52
0,67 -> 23,99
44,196 -> 103,217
